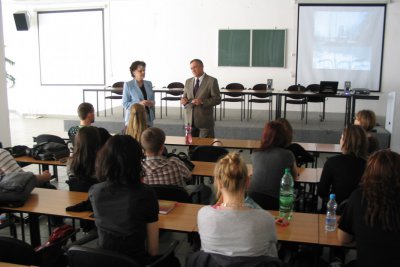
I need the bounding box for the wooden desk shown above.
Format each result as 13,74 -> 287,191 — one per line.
192,161 -> 320,184
315,143 -> 342,154
269,211 -> 319,244
318,214 -> 344,247
166,136 -> 322,154
158,203 -> 202,232
15,156 -> 66,166
0,188 -> 201,247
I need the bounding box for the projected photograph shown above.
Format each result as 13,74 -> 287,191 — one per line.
312,11 -> 372,71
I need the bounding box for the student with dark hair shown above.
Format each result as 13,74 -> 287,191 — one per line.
89,135 -> 159,264
276,118 -> 314,166
122,61 -> 155,127
354,109 -> 380,154
67,126 -> 102,191
68,102 -> 95,140
68,102 -> 111,146
248,121 -> 297,201
318,125 -> 368,205
338,149 -> 400,267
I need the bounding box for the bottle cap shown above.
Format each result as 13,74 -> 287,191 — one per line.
284,168 -> 290,174
329,194 -> 335,199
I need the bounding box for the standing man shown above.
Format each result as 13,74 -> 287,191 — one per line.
180,59 -> 221,138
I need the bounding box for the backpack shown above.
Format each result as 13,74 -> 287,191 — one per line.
4,145 -> 30,157
0,172 -> 37,207
28,142 -> 70,161
167,150 -> 195,171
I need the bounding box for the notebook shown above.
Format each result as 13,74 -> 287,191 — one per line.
158,200 -> 177,214
319,81 -> 339,94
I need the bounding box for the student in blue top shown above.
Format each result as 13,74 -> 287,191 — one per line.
122,61 -> 155,126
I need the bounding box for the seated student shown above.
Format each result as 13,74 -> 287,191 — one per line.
276,118 -> 314,166
318,125 -> 368,206
89,135 -> 159,264
338,149 -> 400,267
141,127 -> 210,203
0,148 -> 51,185
354,109 -> 380,154
198,152 -> 278,257
141,127 -> 191,187
68,102 -> 111,146
125,103 -> 147,142
67,126 -> 102,192
248,121 -> 297,202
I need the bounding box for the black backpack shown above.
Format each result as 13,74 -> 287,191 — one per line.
28,142 -> 70,161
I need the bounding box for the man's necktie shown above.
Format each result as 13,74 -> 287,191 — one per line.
193,78 -> 200,97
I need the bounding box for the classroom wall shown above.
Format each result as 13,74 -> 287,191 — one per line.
2,0 -> 400,118
0,2 -> 12,147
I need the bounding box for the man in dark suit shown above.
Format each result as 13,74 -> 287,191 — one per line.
180,59 -> 221,138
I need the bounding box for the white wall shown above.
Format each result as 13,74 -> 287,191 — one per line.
0,0 -> 12,147
2,0 -> 400,118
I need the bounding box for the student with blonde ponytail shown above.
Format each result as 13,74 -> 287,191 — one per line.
125,103 -> 147,142
197,152 -> 278,257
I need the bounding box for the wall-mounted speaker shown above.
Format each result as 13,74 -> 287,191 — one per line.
13,12 -> 29,31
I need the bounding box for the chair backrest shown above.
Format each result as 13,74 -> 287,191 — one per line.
167,82 -> 184,89
286,85 -> 307,100
166,82 -> 184,96
150,184 -> 192,203
68,245 -> 140,267
186,250 -> 282,267
248,192 -> 279,211
251,83 -> 272,98
112,81 -> 124,88
66,176 -> 98,192
287,84 -> 306,92
111,82 -> 124,95
190,145 -> 229,162
0,236 -> 39,266
225,83 -> 245,97
33,134 -> 66,145
252,83 -> 267,91
306,84 -> 320,92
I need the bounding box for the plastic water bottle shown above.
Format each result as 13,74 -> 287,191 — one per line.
185,123 -> 192,145
325,194 -> 338,231
279,168 -> 294,220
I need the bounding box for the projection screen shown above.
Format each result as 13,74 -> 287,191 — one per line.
296,5 -> 386,92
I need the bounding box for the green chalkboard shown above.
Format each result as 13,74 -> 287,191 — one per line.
252,30 -> 286,67
218,30 -> 250,66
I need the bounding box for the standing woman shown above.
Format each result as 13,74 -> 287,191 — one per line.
122,61 -> 155,127
318,125 -> 368,206
338,150 -> 400,266
89,135 -> 159,264
125,103 -> 147,142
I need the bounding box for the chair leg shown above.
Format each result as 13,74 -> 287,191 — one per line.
306,103 -> 308,124
160,99 -> 162,119
283,98 -> 287,119
322,100 -> 326,120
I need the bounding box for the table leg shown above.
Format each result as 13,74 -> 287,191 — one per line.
28,213 -> 41,247
344,96 -> 351,126
275,94 -> 282,119
351,96 -> 357,124
96,91 -> 100,117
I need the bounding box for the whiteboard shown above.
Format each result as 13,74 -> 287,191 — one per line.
38,9 -> 105,85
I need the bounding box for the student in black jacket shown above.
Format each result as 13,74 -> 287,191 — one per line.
318,125 -> 368,206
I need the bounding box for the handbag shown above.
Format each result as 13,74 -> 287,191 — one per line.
0,172 -> 36,207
